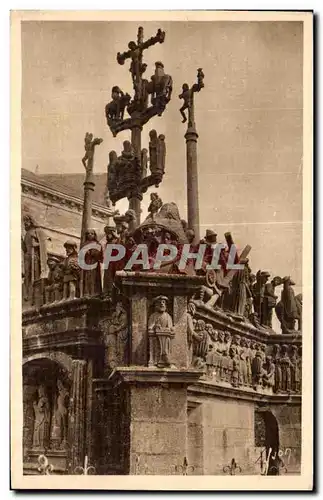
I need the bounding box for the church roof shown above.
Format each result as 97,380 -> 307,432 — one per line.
21,168 -> 107,207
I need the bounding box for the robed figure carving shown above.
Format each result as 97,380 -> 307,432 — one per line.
81,229 -> 103,296
50,380 -> 69,450
275,276 -> 299,333
22,214 -> 48,302
32,385 -> 51,450
148,296 -> 174,368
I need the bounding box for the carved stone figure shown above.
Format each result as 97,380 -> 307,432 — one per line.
251,344 -> 264,388
239,338 -> 249,386
141,148 -> 148,179
262,276 -> 282,328
147,193 -> 163,220
82,132 -> 103,176
22,214 -> 48,302
149,129 -> 158,176
107,150 -> 118,200
295,293 -> 302,331
105,86 -> 131,123
148,296 -> 174,367
155,134 -> 166,185
272,344 -> 282,393
231,261 -> 252,316
102,302 -> 128,369
289,345 -> 301,393
150,61 -> 173,112
262,356 -> 275,390
62,241 -> 80,300
45,256 -> 63,303
222,332 -> 232,382
50,380 -> 69,450
103,225 -> 119,294
32,385 -> 51,450
275,276 -> 299,333
244,339 -> 253,386
191,319 -> 209,369
81,229 -> 103,297
280,344 -> 292,392
229,345 -> 239,387
252,270 -> 265,321
179,68 -> 205,124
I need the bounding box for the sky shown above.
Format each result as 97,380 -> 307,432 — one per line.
21,20 -> 303,300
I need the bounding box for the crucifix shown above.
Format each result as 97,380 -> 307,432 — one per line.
179,69 -> 205,243
105,26 -> 171,229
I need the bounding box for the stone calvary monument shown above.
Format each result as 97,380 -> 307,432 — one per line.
21,26 -> 302,476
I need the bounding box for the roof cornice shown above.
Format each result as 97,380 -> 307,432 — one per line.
21,177 -> 114,222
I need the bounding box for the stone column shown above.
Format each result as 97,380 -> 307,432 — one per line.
185,125 -> 200,243
81,172 -> 95,246
68,359 -> 87,473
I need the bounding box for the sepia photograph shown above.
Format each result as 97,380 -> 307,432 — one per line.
11,10 -> 313,490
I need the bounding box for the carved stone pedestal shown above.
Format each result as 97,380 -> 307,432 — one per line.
94,367 -> 203,475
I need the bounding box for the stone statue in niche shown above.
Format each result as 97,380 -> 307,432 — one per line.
50,380 -> 69,450
62,241 -> 80,300
81,229 -> 103,296
275,276 -> 299,333
45,256 -> 63,303
32,385 -> 51,450
101,302 -> 128,370
23,385 -> 36,455
148,295 -> 174,368
22,214 -> 49,302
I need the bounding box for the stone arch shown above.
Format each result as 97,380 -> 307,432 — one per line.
22,353 -> 73,464
23,351 -> 73,376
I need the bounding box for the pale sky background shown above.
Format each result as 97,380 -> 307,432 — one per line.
21,20 -> 303,299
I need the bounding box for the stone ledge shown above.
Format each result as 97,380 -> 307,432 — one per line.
188,380 -> 302,404
93,366 -> 204,389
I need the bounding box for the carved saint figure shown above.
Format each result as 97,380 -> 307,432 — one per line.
148,193 -> 163,220
262,356 -> 275,390
81,229 -> 103,297
262,276 -> 282,328
191,319 -> 209,369
45,256 -> 63,303
103,225 -> 119,294
82,132 -> 103,176
22,214 -> 48,302
103,302 -> 128,369
32,385 -> 51,450
289,345 -> 301,393
179,68 -> 204,124
148,295 -> 174,367
150,61 -> 173,112
62,240 -> 80,300
275,276 -> 299,333
105,86 -> 131,122
107,150 -> 118,202
51,380 -> 69,450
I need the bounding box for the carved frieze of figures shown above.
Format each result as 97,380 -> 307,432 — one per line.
22,214 -> 49,303
188,311 -> 302,394
99,302 -> 128,370
148,296 -> 174,368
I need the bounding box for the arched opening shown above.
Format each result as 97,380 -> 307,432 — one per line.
255,409 -> 280,475
23,357 -> 71,473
